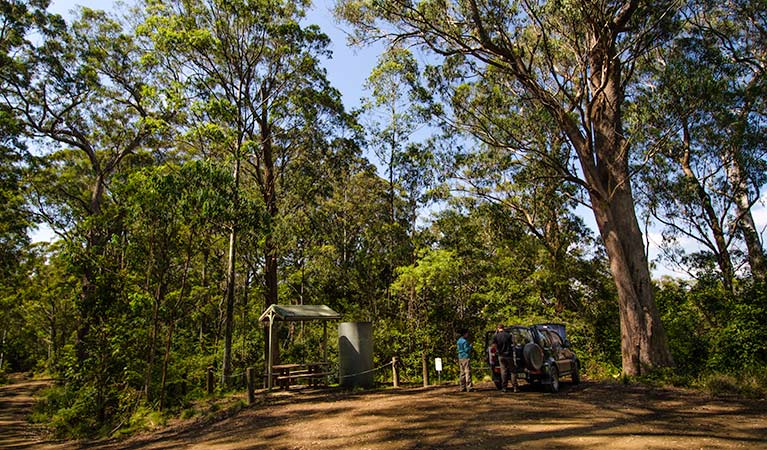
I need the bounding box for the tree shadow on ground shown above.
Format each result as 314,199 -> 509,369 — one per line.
75,381 -> 767,449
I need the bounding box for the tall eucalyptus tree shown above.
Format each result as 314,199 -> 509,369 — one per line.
1,5 -> 178,424
141,0 -> 353,382
632,0 -> 767,287
360,46 -> 436,305
687,0 -> 767,281
362,47 -> 431,225
632,44 -> 740,292
336,0 -> 678,374
0,0 -> 45,347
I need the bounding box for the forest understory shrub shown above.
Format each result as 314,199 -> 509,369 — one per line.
634,367 -> 695,388
115,405 -> 167,437
31,384 -> 101,438
701,369 -> 767,400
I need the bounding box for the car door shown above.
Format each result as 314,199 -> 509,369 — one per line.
546,330 -> 571,374
510,327 -> 532,370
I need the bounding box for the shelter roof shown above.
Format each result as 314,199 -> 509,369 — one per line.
259,304 -> 341,323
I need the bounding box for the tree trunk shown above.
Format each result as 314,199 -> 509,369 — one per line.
262,145 -> 279,308
162,241 -> 191,410
144,280 -> 162,401
570,30 -> 673,376
265,236 -> 278,307
221,228 -> 237,387
723,144 -> 767,282
48,299 -> 58,367
591,188 -> 673,375
76,175 -> 107,365
159,320 -> 174,411
200,247 -> 209,353
222,158 -> 241,388
259,87 -> 280,366
736,197 -> 767,282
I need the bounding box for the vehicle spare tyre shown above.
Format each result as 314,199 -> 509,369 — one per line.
523,342 -> 544,370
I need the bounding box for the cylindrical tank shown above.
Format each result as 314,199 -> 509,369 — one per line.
338,322 -> 374,388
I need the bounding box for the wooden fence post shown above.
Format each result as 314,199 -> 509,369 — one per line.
392,356 -> 399,388
247,367 -> 256,404
207,366 -> 214,395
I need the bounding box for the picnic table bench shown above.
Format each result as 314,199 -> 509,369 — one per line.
269,362 -> 333,389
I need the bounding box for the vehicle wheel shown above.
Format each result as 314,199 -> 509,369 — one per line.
571,360 -> 580,385
547,366 -> 560,393
523,343 -> 544,370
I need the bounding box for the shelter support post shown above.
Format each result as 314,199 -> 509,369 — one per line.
323,322 -> 327,362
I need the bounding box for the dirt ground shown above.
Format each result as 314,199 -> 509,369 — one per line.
0,374 -> 70,450
2,374 -> 767,449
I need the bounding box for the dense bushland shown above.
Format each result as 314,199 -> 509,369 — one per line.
1,0 -> 766,439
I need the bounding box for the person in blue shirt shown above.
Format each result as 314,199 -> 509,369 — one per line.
457,328 -> 474,392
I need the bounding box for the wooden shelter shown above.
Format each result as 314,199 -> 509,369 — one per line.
258,304 -> 341,389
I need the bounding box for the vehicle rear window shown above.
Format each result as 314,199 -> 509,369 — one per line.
511,328 -> 532,345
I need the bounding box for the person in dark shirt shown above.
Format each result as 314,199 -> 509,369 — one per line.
492,324 -> 518,392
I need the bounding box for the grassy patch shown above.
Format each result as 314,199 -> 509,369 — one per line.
113,406 -> 167,438
702,371 -> 767,400
635,367 -> 694,388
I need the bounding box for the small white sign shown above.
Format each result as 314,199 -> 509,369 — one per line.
435,357 -> 443,372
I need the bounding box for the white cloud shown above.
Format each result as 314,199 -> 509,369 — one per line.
30,223 -> 55,243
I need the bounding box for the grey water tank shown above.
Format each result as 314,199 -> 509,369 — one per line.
338,322 -> 374,388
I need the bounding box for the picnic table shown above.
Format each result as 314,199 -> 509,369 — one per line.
270,362 -> 333,389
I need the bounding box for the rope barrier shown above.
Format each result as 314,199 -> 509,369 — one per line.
206,357 -> 480,396
337,360 -> 393,379
215,360 -> 474,381
207,358 -> 407,392
208,369 -> 246,379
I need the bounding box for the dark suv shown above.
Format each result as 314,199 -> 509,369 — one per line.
485,323 -> 580,393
